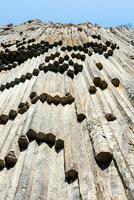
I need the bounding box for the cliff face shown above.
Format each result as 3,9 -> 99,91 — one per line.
0,20 -> 134,200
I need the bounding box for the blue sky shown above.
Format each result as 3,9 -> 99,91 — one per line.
0,0 -> 133,27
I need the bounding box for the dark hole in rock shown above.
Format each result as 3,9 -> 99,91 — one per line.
59,64 -> 66,74
5,151 -> 17,169
14,78 -> 20,85
18,135 -> 29,151
45,56 -> 50,62
30,91 -> 37,100
66,94 -> 75,104
20,75 -> 26,83
61,46 -> 66,51
105,41 -> 111,47
104,53 -> 109,59
31,96 -> 39,104
71,53 -> 76,59
93,77 -> 101,87
53,61 -> 59,68
39,63 -> 45,70
64,55 -> 69,61
10,81 -> 15,87
83,43 -> 87,48
50,53 -> 55,60
73,46 -> 79,51
55,139 -> 64,153
59,57 -> 64,64
0,114 -> 9,124
111,43 -> 116,50
60,97 -> 68,106
65,169 -> 78,184
67,46 -> 72,51
5,82 -> 10,89
36,132 -> 47,144
107,49 -> 113,56
67,70 -> 74,79
77,113 -> 86,122
43,65 -> 49,73
26,73 -> 32,80
68,59 -> 74,66
102,45 -> 107,51
73,64 -> 83,75
99,80 -> 108,90
95,152 -> 113,170
18,105 -> 28,114
81,54 -> 86,61
9,110 -> 18,120
0,159 -> 5,170
111,78 -> 120,87
105,113 -> 116,121
49,63 -> 58,73
52,95 -> 61,105
39,93 -> 47,103
78,27 -> 82,31
83,48 -> 88,54
96,63 -> 103,70
18,102 -> 25,108
75,53 -> 81,60
33,68 -> 39,76
0,85 -> 6,91
63,63 -> 69,71
55,52 -> 60,57
89,86 -> 97,94
58,40 -> 62,46
45,133 -> 56,148
47,95 -> 53,105
26,129 -> 37,141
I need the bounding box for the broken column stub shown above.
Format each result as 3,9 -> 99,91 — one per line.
91,122 -> 113,170
4,151 -> 17,169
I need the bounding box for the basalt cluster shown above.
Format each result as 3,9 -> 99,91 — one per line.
0,20 -> 134,200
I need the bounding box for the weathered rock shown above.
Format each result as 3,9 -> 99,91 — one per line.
5,151 -> 17,169
0,159 -> 5,170
52,95 -> 61,105
55,139 -> 64,153
33,68 -> 39,76
18,135 -> 29,151
65,169 -> 78,184
96,62 -> 103,70
36,132 -> 47,144
39,93 -> 47,103
105,113 -> 116,121
77,113 -> 86,122
30,91 -> 37,100
89,86 -> 97,94
31,96 -> 39,104
26,72 -> 32,80
26,129 -> 37,141
45,133 -> 56,147
67,69 -> 74,79
0,114 -> 9,124
9,109 -> 18,120
111,78 -> 120,87
99,80 -> 108,90
93,77 -> 101,87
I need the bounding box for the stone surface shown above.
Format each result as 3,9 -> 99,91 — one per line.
0,20 -> 134,200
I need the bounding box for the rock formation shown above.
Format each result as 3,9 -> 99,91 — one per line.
0,20 -> 134,200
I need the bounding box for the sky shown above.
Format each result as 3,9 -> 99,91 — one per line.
0,0 -> 133,27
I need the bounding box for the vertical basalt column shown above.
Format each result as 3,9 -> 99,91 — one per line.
91,122 -> 113,170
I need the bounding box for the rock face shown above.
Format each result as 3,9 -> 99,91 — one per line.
0,20 -> 134,200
